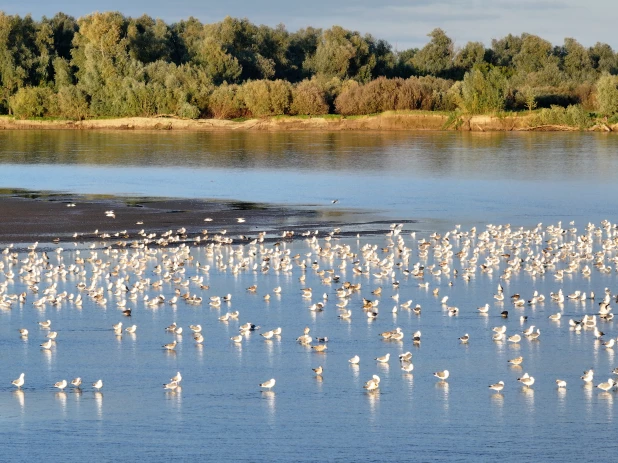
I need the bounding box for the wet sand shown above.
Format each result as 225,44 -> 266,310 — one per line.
0,192 -> 414,247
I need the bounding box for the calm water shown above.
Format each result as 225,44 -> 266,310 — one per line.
0,131 -> 618,461
1,130 -> 618,228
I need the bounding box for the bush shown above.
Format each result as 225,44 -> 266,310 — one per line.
334,76 -> 454,115
208,83 -> 243,119
10,87 -> 56,118
290,79 -> 329,115
177,102 -> 200,119
595,73 -> 618,116
238,80 -> 292,117
57,85 -> 90,120
529,104 -> 593,129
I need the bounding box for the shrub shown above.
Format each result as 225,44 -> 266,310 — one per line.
57,85 -> 90,120
290,79 -> 329,115
208,83 -> 243,119
238,80 -> 292,117
10,87 -> 56,119
595,73 -> 618,116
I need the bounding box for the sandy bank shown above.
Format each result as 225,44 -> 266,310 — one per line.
2,113 -> 614,132
0,192 -> 413,246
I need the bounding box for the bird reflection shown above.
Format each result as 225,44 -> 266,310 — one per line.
43,349 -> 53,369
436,381 -> 449,413
520,386 -> 535,411
13,389 -> 25,412
366,390 -> 380,418
491,392 -> 504,407
166,386 -> 183,412
55,391 -> 67,415
94,391 -> 103,418
262,390 -> 276,423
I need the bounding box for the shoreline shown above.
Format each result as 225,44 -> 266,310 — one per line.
1,113 -> 616,132
0,191 -> 417,247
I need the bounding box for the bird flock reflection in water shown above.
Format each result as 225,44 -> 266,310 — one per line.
2,215 -> 618,403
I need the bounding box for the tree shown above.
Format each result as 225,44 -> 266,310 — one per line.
411,28 -> 454,78
453,41 -> 487,78
285,27 -> 320,82
196,37 -> 242,84
560,38 -> 593,83
304,26 -> 378,82
127,15 -> 172,64
589,42 -> 618,75
595,73 -> 618,116
489,34 -> 522,68
454,64 -> 508,114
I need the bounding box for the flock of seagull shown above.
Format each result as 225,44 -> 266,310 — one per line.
2,212 -> 618,400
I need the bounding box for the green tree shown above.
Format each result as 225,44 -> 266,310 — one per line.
489,34 -> 522,68
595,73 -> 618,116
411,28 -> 454,77
304,26 -> 377,82
127,15 -> 172,63
560,38 -> 593,83
454,64 -> 508,114
589,42 -> 618,75
196,37 -> 242,84
453,41 -> 487,78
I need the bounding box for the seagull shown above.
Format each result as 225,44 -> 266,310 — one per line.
556,379 -> 567,388
163,340 -> 177,350
313,366 -> 323,375
125,325 -> 137,334
54,380 -> 68,390
363,375 -> 380,391
581,369 -> 594,382
349,355 -> 360,365
489,381 -> 505,392
39,320 -> 51,329
163,380 -> 179,390
259,378 -> 276,390
261,330 -> 275,339
92,379 -> 103,390
19,328 -> 28,337
459,333 -> 469,343
171,372 -> 182,383
71,377 -> 82,388
434,370 -> 449,381
40,339 -> 53,350
375,353 -> 390,363
165,322 -> 177,332
517,373 -> 535,387
231,335 -> 243,343
477,304 -> 489,314
508,356 -> 523,366
597,378 -> 615,392
508,334 -> 521,343
399,352 -> 412,362
12,373 -> 25,388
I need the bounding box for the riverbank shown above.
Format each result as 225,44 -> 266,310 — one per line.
1,112 -> 616,132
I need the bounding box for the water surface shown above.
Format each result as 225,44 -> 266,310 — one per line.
0,131 -> 617,461
1,130 -> 618,228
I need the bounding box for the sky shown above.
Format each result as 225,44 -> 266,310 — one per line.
1,0 -> 616,51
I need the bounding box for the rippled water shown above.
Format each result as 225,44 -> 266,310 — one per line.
1,131 -> 618,461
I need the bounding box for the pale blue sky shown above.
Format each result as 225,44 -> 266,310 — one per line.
1,0 -> 616,50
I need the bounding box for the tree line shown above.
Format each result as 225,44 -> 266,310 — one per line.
2,11 -> 618,121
